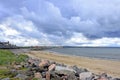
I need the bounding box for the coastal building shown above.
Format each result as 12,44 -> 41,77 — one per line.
0,41 -> 18,49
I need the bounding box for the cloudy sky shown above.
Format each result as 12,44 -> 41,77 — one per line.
0,0 -> 120,46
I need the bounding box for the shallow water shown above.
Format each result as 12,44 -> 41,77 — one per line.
47,47 -> 120,61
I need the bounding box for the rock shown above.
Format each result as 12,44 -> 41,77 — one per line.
97,77 -> 109,80
79,72 -> 93,80
42,78 -> 46,80
113,78 -> 120,80
23,63 -> 29,68
50,61 -> 56,64
46,71 -> 50,80
51,76 -> 61,80
97,73 -> 112,80
13,65 -> 22,70
15,74 -> 28,80
28,59 -> 34,64
101,73 -> 108,77
48,64 -> 56,71
67,72 -> 78,80
10,69 -> 17,73
71,65 -> 88,74
56,66 -> 75,72
1,78 -> 10,80
50,71 -> 61,80
61,75 -> 68,80
26,70 -> 34,77
34,72 -> 42,79
39,60 -> 49,68
41,72 -> 46,78
54,69 -> 77,80
55,70 -> 74,75
20,62 -> 25,67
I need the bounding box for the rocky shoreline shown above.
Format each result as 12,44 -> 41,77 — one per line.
1,56 -> 120,80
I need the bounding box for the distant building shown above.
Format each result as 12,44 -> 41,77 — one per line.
0,41 -> 18,49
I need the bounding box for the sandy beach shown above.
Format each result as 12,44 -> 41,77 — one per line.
26,51 -> 120,77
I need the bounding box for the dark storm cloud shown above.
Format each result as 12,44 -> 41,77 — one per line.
0,0 -> 120,46
47,0 -> 120,39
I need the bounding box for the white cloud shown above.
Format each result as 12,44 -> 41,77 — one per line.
0,0 -> 120,46
66,32 -> 120,46
0,15 -> 54,46
0,23 -> 20,36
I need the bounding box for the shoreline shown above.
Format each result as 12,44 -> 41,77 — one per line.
45,50 -> 120,61
26,50 -> 120,77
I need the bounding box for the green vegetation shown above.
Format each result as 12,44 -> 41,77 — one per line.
0,49 -> 28,65
0,49 -> 28,79
0,69 -> 20,79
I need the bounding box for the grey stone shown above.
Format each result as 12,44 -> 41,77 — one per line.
1,78 -> 10,80
26,70 -> 34,77
55,70 -> 74,75
79,72 -> 93,80
34,72 -> 42,79
67,72 -> 78,80
113,78 -> 120,80
56,66 -> 75,72
101,73 -> 108,77
71,65 -> 88,74
13,65 -> 22,70
15,74 -> 28,80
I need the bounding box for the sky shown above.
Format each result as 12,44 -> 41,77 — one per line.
0,0 -> 120,46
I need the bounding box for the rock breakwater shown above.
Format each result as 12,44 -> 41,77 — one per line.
1,57 -> 120,80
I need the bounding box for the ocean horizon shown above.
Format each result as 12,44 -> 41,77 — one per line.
47,47 -> 120,61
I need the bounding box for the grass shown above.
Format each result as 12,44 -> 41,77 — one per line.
0,49 -> 28,65
0,49 -> 28,79
0,69 -> 20,79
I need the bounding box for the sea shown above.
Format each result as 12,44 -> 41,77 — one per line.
46,47 -> 120,61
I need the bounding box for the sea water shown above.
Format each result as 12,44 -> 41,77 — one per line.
47,47 -> 120,61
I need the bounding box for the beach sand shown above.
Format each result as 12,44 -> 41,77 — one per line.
26,51 -> 120,77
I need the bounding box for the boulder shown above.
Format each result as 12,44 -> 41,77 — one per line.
50,72 -> 61,80
15,74 -> 28,80
113,78 -> 120,80
28,59 -> 34,64
48,64 -> 56,71
41,72 -> 46,78
56,66 -> 75,72
61,75 -> 68,80
97,77 -> 109,80
101,73 -> 108,77
39,60 -> 49,68
26,70 -> 34,77
97,73 -> 112,80
67,72 -> 78,80
34,72 -> 42,79
13,65 -> 22,70
79,72 -> 93,80
71,65 -> 88,74
46,71 -> 50,80
1,78 -> 10,80
55,70 -> 74,75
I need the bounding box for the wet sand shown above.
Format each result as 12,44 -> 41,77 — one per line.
26,51 -> 120,77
